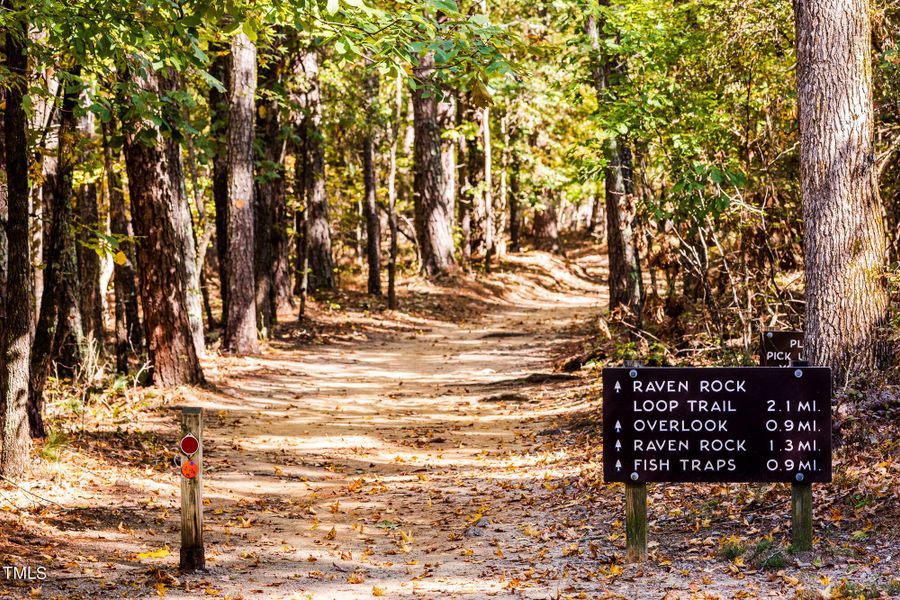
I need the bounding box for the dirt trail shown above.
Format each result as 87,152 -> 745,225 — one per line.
182,253 -> 607,599
5,249 -> 896,599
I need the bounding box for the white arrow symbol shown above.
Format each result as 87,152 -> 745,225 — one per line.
615,440 -> 621,451
614,381 -> 621,392
615,460 -> 622,471
614,420 -> 622,432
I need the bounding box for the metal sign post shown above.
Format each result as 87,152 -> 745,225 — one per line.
179,407 -> 204,571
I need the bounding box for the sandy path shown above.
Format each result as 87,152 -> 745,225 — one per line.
177,255 -> 606,599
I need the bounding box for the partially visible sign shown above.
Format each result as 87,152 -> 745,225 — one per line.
179,434 -> 200,457
760,331 -> 804,366
602,366 -> 831,484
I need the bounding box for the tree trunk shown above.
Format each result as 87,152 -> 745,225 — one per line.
52,76 -> 87,374
533,199 -> 563,255
387,72 -> 402,309
496,112 -> 509,258
588,191 -> 604,236
210,48 -> 230,325
605,138 -> 643,320
363,73 -> 382,296
164,122 -> 205,358
76,103 -> 103,347
456,98 -> 472,267
181,97 -> 215,330
482,106 -> 495,271
1,86 -> 7,344
297,49 -> 334,291
123,67 -> 203,386
509,145 -> 521,252
795,0 -> 890,383
1,9 -> 34,477
255,53 -> 286,332
29,70 -> 86,438
225,33 -> 259,354
103,123 -> 142,374
413,53 -> 456,277
586,11 -> 644,321
439,95 -> 456,231
465,98 -> 485,258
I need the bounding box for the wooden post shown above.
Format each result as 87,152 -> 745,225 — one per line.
180,407 -> 205,571
621,359 -> 647,562
791,482 -> 813,551
625,481 -> 648,561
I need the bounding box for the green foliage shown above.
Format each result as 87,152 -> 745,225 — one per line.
719,535 -> 746,560
39,430 -> 71,462
750,538 -> 787,570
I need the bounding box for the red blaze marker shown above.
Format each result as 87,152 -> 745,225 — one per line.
179,434 -> 200,457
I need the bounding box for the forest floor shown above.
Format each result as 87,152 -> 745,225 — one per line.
1,244 -> 898,600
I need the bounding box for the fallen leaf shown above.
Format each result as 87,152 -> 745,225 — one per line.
136,546 -> 171,560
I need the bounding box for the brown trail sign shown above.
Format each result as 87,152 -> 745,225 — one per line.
760,330 -> 804,366
603,366 -> 831,483
603,365 -> 831,558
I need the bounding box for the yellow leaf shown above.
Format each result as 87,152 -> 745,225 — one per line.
521,524 -> 541,538
325,527 -> 337,540
113,251 -> 127,265
29,588 -> 42,598
372,586 -> 386,597
137,546 -> 171,560
494,546 -> 504,558
609,564 -> 623,577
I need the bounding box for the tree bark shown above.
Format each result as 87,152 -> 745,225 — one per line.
123,66 -> 203,386
586,11 -> 644,321
363,73 -> 382,296
413,53 -> 456,277
482,106 -> 495,271
29,70 -> 86,437
509,147 -> 521,252
533,199 -> 563,255
102,122 -> 142,374
456,98 -> 472,267
1,7 -> 34,477
465,97 -> 485,259
75,102 -> 103,347
387,72 -> 403,309
605,138 -> 643,320
255,53 -> 286,332
225,33 -> 259,354
159,77 -> 204,357
438,95 -> 456,232
210,48 -> 230,325
795,0 -> 890,383
297,49 -> 334,291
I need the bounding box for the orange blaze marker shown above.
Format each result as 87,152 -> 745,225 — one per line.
181,460 -> 199,479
